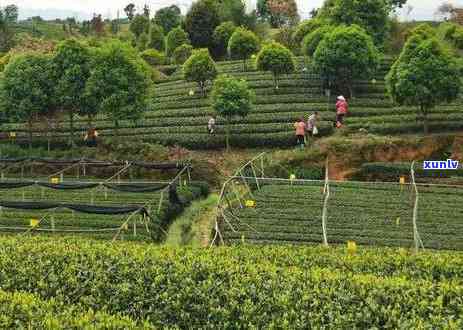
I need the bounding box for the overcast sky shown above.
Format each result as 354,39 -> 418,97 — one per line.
5,0 -> 463,21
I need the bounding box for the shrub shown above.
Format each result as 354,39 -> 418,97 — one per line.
256,41 -> 295,90
301,25 -> 333,57
292,18 -> 323,49
140,49 -> 166,66
184,0 -> 221,49
213,21 -> 236,59
166,27 -> 190,56
183,48 -> 218,97
148,24 -> 165,52
172,44 -> 193,65
228,27 -> 260,70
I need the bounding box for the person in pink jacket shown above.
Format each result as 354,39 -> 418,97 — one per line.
294,118 -> 307,149
335,95 -> 348,128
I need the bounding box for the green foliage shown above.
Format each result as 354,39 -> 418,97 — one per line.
137,32 -> 149,51
228,27 -> 260,70
183,48 -> 218,96
439,22 -> 463,50
212,74 -> 254,149
148,24 -> 165,52
301,25 -> 333,57
256,42 -> 295,89
85,41 -> 154,131
166,27 -> 190,56
0,5 -> 18,52
318,0 -> 391,46
386,37 -> 461,134
172,44 -> 193,65
140,49 -> 166,66
0,236 -> 463,327
184,0 -> 221,49
257,0 -> 300,28
292,19 -> 324,49
273,26 -> 298,52
313,25 -> 380,96
0,53 -> 11,72
0,53 -> 53,123
154,5 -> 182,33
130,14 -> 150,38
213,21 -> 236,59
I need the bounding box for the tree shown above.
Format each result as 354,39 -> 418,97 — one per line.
184,0 -> 221,49
212,75 -> 254,151
436,2 -> 456,20
183,49 -> 218,97
0,53 -> 54,149
137,32 -> 149,51
218,0 -> 247,27
213,21 -> 236,59
256,41 -> 295,90
143,4 -> 150,18
166,27 -> 189,56
301,26 -> 333,57
257,0 -> 299,27
85,41 -> 153,138
90,14 -> 105,36
173,44 -> 193,64
124,3 -> 136,21
140,49 -> 166,66
130,14 -> 150,38
228,27 -> 260,71
313,25 -> 380,98
148,24 -> 165,52
154,5 -> 182,33
318,0 -> 390,46
53,39 -> 92,147
386,36 -> 460,134
292,19 -> 324,52
0,5 -> 18,52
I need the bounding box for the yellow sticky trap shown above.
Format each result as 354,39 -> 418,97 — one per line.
241,235 -> 245,244
188,90 -> 195,96
399,176 -> 405,185
245,200 -> 256,208
347,241 -> 357,254
30,219 -> 39,228
122,223 -> 129,231
9,132 -> 16,138
396,217 -> 400,226
50,177 -> 60,184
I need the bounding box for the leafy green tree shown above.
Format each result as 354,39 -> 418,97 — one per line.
53,39 -> 92,147
213,21 -> 236,59
257,0 -> 299,27
218,0 -> 249,27
172,44 -> 193,64
386,36 -> 461,134
0,5 -> 18,52
211,74 -> 254,151
313,25 -> 380,97
130,14 -> 150,38
85,41 -> 154,138
318,0 -> 390,46
292,19 -> 324,53
154,5 -> 182,33
124,3 -> 136,21
137,32 -> 149,51
228,27 -> 260,71
301,26 -> 333,57
256,41 -> 295,90
0,53 -> 54,149
166,27 -> 189,56
184,0 -> 220,49
183,48 -> 218,97
148,24 -> 165,52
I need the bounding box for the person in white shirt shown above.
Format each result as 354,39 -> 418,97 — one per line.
208,116 -> 216,134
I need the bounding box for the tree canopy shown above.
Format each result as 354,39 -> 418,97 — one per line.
84,41 -> 153,134
213,21 -> 236,59
256,41 -> 295,90
154,5 -> 182,33
130,14 -> 150,39
257,0 -> 299,28
166,27 -> 190,56
183,48 -> 218,96
313,25 -> 380,97
184,0 -> 221,49
386,36 -> 461,134
228,27 -> 260,70
148,24 -> 165,52
301,25 -> 333,57
211,74 -> 254,150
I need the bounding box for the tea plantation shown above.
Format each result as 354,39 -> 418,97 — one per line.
222,181 -> 463,250
3,58 -> 463,149
0,236 -> 462,328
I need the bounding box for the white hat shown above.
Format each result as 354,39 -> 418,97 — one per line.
337,95 -> 345,101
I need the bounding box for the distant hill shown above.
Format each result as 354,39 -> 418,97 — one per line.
18,8 -> 92,21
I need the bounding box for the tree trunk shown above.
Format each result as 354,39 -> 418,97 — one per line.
243,59 -> 246,72
114,120 -> 119,143
225,119 -> 230,152
421,105 -> 429,135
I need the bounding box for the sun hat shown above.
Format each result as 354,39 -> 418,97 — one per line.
337,95 -> 345,101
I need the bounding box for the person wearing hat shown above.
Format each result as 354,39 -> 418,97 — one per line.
335,95 -> 348,128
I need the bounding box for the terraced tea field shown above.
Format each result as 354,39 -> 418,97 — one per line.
3,58 -> 462,149
222,181 -> 463,250
0,180 -> 208,241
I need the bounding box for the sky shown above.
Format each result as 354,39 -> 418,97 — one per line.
4,0 -> 463,21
